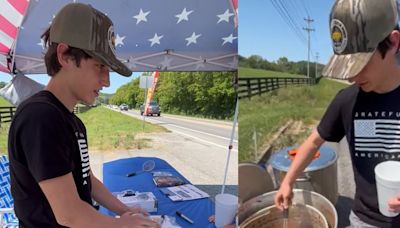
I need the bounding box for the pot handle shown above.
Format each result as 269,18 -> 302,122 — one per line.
296,173 -> 311,182
265,162 -> 279,189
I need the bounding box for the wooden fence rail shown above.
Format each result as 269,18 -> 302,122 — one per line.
237,77 -> 317,99
0,106 -> 16,127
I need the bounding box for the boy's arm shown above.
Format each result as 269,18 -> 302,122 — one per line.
39,173 -> 157,227
275,129 -> 325,209
281,129 -> 326,187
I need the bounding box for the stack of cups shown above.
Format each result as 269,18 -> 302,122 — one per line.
215,193 -> 238,227
375,161 -> 400,217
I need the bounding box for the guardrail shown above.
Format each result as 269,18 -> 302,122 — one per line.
0,106 -> 16,127
238,77 -> 317,99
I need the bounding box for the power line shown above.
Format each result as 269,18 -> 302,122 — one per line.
277,0 -> 307,42
315,52 -> 319,78
286,0 -> 304,26
270,0 -> 318,63
303,16 -> 314,78
274,0 -> 306,43
300,0 -> 319,56
301,0 -> 311,17
270,0 -> 307,45
291,0 -> 307,18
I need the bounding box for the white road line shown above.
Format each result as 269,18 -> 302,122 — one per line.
169,124 -> 237,142
140,115 -> 238,142
172,129 -> 238,152
125,111 -> 238,149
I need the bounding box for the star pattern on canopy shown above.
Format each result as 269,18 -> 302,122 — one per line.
1,0 -> 238,73
175,8 -> 193,24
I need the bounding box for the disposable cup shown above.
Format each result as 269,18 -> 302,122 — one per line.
375,161 -> 400,217
215,193 -> 238,227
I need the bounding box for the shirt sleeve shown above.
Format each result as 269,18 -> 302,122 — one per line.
16,103 -> 74,182
317,89 -> 346,143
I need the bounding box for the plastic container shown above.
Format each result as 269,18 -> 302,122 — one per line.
375,161 -> 400,217
215,193 -> 238,227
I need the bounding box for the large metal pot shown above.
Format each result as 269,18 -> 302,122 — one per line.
268,145 -> 338,205
240,204 -> 329,228
239,189 -> 338,228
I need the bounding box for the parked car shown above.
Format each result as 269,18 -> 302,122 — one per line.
140,101 -> 161,116
119,104 -> 129,111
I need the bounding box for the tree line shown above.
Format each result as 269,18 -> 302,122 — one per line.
239,55 -> 325,78
108,72 -> 236,120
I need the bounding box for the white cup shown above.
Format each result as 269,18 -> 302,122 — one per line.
215,193 -> 238,227
375,161 -> 400,217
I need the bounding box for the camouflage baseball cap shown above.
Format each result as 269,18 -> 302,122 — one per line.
322,0 -> 398,79
49,3 -> 132,76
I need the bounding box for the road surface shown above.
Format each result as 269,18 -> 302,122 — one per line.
121,108 -> 238,152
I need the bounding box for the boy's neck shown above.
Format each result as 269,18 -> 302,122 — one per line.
374,66 -> 400,94
44,73 -> 77,112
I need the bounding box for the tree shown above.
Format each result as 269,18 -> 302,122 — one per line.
110,72 -> 235,119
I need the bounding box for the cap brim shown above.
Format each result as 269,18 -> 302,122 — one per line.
85,50 -> 132,77
322,51 -> 375,80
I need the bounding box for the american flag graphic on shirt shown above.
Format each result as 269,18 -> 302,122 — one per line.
355,119 -> 400,153
76,132 -> 90,185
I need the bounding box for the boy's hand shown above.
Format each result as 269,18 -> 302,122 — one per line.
274,182 -> 293,210
388,194 -> 400,212
120,212 -> 160,228
126,207 -> 149,216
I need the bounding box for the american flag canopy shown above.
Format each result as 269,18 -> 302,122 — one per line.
0,0 -> 238,74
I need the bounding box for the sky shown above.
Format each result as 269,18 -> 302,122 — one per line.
239,0 -> 335,65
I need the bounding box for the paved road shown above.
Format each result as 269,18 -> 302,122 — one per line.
90,107 -> 238,199
120,108 -> 238,152
327,139 -> 355,228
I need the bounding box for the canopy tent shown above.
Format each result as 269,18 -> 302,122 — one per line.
0,0 -> 238,199
0,0 -> 238,74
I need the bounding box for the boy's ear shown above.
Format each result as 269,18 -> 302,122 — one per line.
389,30 -> 400,53
56,43 -> 71,67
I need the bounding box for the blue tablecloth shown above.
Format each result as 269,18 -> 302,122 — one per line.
100,157 -> 216,228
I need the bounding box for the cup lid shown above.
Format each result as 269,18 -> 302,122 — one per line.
268,145 -> 337,172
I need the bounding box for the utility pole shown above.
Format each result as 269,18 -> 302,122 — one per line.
303,16 -> 314,78
315,52 -> 319,78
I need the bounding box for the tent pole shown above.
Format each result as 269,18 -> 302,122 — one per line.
142,87 -> 147,131
10,1 -> 31,76
221,96 -> 238,194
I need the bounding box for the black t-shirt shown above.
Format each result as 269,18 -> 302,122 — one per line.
8,91 -> 92,228
318,84 -> 400,227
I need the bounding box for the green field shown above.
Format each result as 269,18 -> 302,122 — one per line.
77,106 -> 168,150
0,97 -> 11,154
239,67 -> 306,78
0,103 -> 167,154
239,78 -> 348,162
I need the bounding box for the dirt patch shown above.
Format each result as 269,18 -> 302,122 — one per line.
258,120 -> 317,164
286,120 -> 302,135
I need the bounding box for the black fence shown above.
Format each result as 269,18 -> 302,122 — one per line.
238,77 -> 317,99
0,105 -> 86,126
0,106 -> 16,127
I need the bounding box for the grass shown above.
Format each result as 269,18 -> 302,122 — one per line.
239,78 -> 348,162
0,125 -> 10,154
77,106 -> 167,150
239,67 -> 306,78
0,97 -> 11,154
0,97 -> 11,106
0,103 -> 167,154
